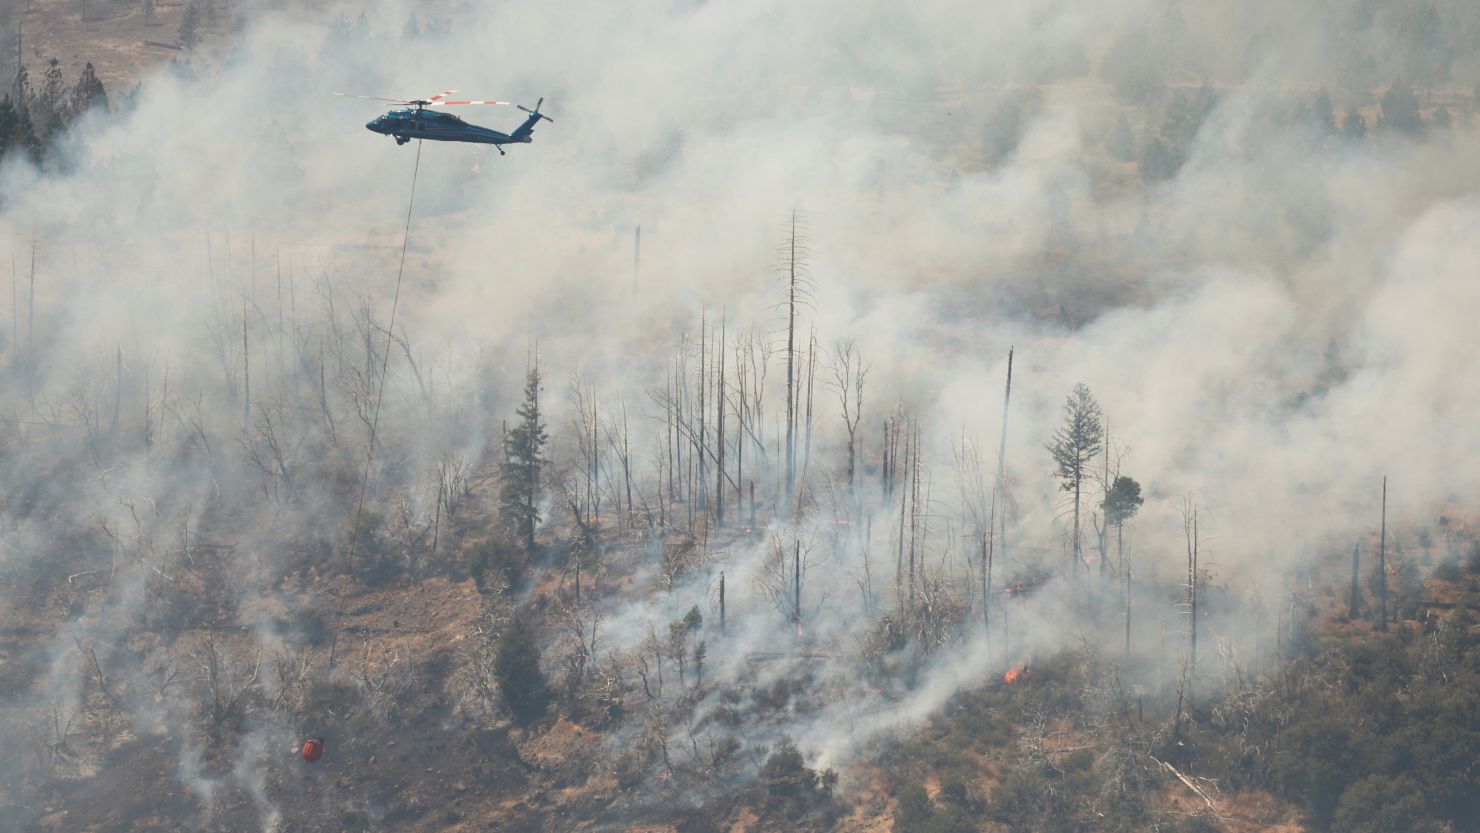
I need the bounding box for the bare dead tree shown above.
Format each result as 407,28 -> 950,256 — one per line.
192,631 -> 261,732
697,311 -> 709,524
1378,475 -> 1388,632
1181,498 -> 1200,709
742,326 -> 772,487
142,360 -> 152,448
952,436 -> 991,649
829,340 -> 867,489
756,532 -> 828,630
569,377 -> 601,526
715,312 -> 726,527
22,701 -> 80,778
268,646 -> 314,714
111,346 -> 122,436
908,422 -> 923,611
241,294 -> 250,431
242,396 -> 303,505
731,334 -> 747,520
622,400 -> 636,527
801,326 -> 817,489
895,413 -> 911,611
778,210 -> 812,511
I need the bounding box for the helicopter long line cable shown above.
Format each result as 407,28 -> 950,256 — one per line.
327,139 -> 423,673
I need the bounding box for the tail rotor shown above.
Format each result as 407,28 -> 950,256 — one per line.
517,98 -> 553,124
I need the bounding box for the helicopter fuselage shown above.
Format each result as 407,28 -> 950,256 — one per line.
366,108 -> 534,146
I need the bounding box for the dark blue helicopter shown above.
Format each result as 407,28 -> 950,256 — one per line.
334,90 -> 552,155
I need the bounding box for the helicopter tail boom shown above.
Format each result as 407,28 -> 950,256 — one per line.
511,97 -> 552,141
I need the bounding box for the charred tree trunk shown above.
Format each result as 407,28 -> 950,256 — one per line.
1378,475 -> 1388,632
993,347 -> 1013,634
1349,543 -> 1361,620
909,424 -> 922,611
698,311 -> 708,523
27,244 -> 35,411
882,418 -> 892,501
1072,466 -> 1082,577
112,346 -> 122,435
793,540 -> 802,633
143,362 -> 153,448
1122,521 -> 1131,656
782,211 -> 806,512
896,422 -> 910,612
242,296 -> 250,431
749,480 -> 756,532
982,521 -> 993,660
1185,504 -> 1199,708
733,341 -> 745,519
715,315 -> 726,527
621,401 -> 633,529
801,328 -> 816,489
1099,422 -> 1110,581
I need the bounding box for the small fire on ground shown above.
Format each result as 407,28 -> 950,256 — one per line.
1004,658 -> 1032,685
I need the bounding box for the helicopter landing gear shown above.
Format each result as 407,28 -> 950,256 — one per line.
395,135 -> 409,145
495,146 -> 505,156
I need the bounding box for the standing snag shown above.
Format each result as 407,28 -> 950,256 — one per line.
778,210 -> 812,511
829,340 -> 866,490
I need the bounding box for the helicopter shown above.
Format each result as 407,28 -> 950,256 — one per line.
334,90 -> 552,154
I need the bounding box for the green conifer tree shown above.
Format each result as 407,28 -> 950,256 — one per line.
500,358 -> 548,551
70,63 -> 108,115
494,617 -> 549,724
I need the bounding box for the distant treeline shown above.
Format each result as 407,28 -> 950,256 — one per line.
0,59 -> 110,166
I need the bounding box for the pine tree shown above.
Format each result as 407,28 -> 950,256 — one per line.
9,95 -> 41,164
1379,79 -> 1423,134
11,65 -> 31,115
1048,384 -> 1104,576
35,58 -> 63,127
1104,475 -> 1143,653
493,617 -> 549,724
70,63 -> 107,115
0,96 -> 18,159
500,359 -> 548,551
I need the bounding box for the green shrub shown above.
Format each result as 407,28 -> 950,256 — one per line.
1332,775 -> 1440,833
494,617 -> 550,724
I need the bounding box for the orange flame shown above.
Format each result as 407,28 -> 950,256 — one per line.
1004,658 -> 1032,685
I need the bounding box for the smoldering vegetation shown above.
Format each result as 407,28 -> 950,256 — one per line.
0,0 -> 1478,830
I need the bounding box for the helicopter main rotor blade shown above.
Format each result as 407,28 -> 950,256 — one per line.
333,92 -> 416,104
427,90 -> 458,103
431,99 -> 512,107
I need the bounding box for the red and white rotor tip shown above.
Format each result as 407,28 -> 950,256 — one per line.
429,99 -> 512,107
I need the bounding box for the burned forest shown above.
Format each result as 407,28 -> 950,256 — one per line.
1,1 -> 1480,832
